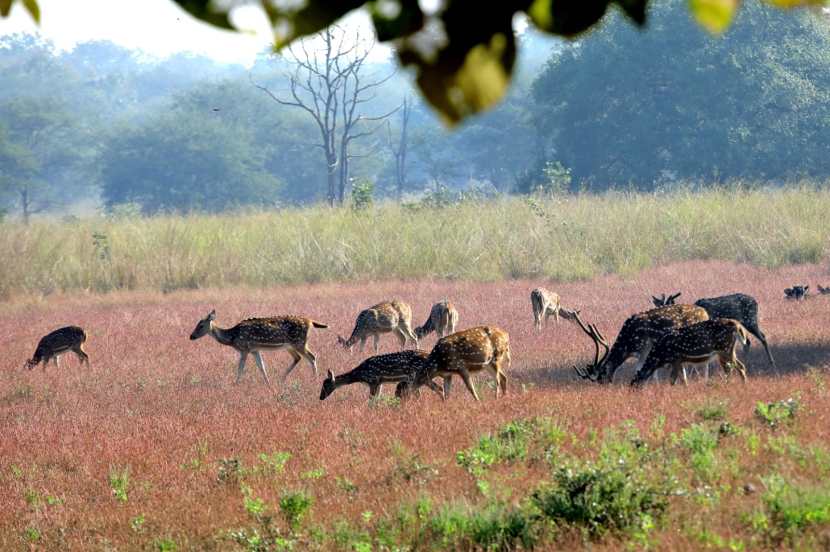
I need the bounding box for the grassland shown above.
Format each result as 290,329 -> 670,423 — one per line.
2,261 -> 830,550
0,186 -> 827,298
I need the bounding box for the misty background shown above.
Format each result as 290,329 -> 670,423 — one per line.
1,0 -> 829,220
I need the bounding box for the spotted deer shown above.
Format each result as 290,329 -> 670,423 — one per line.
338,300 -> 418,353
531,287 -> 561,331
651,292 -> 682,308
413,326 -> 511,401
319,350 -> 443,401
24,326 -> 89,370
630,319 -> 750,387
573,304 -> 710,384
190,310 -> 327,386
415,300 -> 459,340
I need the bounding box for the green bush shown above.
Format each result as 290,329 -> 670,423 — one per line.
280,491 -> 313,532
755,398 -> 799,428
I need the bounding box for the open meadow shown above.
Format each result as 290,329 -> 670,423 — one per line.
2,260 -> 830,550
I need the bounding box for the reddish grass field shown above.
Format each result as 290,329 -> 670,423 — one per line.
2,261 -> 830,550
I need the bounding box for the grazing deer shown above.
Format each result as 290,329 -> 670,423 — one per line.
24,326 -> 89,370
573,304 -> 709,384
531,287 -> 561,331
319,350 -> 443,400
415,300 -> 459,340
418,326 -> 511,401
630,319 -> 750,387
558,307 -> 581,323
190,310 -> 327,386
694,293 -> 775,370
651,292 -> 682,308
338,300 -> 418,353
784,285 -> 809,301
818,285 -> 830,295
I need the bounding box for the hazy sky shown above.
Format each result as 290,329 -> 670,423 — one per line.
0,0 -> 392,64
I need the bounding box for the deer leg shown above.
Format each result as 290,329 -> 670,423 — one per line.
53,355 -> 60,369
73,345 -> 90,367
395,328 -> 407,349
369,384 -> 381,398
282,349 -> 302,380
443,376 -> 452,400
300,346 -> 318,376
457,367 -> 480,401
252,351 -> 272,387
553,307 -> 560,324
235,352 -> 249,383
372,334 -> 380,353
425,379 -> 444,399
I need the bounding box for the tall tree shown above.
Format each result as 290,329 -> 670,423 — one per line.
387,96 -> 412,201
252,26 -> 396,206
531,0 -> 830,189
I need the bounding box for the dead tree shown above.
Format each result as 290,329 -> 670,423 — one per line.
387,96 -> 411,201
253,27 -> 396,206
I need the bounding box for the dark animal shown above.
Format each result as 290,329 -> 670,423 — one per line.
25,326 -> 89,370
319,350 -> 442,400
693,293 -> 775,369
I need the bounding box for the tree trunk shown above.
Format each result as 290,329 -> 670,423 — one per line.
20,187 -> 30,225
326,152 -> 337,207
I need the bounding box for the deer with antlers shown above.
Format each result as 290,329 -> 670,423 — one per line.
573,304 -> 710,384
651,292 -> 682,308
338,300 -> 418,353
630,319 -> 750,387
415,300 -> 459,340
24,326 -> 89,370
190,311 -> 327,386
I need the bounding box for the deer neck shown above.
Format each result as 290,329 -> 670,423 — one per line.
209,323 -> 235,346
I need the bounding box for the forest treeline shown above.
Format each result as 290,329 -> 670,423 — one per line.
0,0 -> 828,219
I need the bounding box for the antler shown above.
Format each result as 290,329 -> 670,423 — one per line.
571,312 -> 610,381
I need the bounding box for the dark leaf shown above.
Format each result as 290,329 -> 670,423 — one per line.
263,0 -> 366,48
21,0 -> 39,23
172,0 -> 234,30
0,0 -> 13,17
370,0 -> 424,42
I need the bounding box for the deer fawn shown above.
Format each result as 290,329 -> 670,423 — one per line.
415,300 -> 459,340
24,326 -> 89,370
651,292 -> 681,308
319,350 -> 443,401
190,310 -> 327,386
573,304 -> 709,384
417,326 -> 511,401
531,287 -> 561,331
338,300 -> 418,353
630,319 -> 750,387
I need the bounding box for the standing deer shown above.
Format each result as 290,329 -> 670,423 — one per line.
531,287 -> 561,331
338,300 -> 418,353
415,326 -> 511,401
190,310 -> 327,386
651,292 -> 682,308
24,326 -> 89,370
573,304 -> 709,384
693,293 -> 775,370
415,300 -> 459,340
630,319 -> 750,387
319,350 -> 443,401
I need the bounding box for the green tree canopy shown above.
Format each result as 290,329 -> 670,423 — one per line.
530,0 -> 830,189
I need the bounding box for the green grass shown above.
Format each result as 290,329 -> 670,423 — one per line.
0,186 -> 827,296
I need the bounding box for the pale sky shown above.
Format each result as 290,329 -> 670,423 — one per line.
0,0 -> 393,65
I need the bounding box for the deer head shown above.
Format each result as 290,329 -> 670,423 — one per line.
190,309 -> 216,340
319,370 -> 337,400
651,292 -> 681,308
336,335 -> 354,351
572,313 -> 610,382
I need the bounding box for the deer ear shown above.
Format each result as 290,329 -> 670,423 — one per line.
327,370 -> 335,382
208,309 -> 216,320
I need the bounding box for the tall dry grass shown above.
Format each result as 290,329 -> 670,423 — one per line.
0,186 -> 826,297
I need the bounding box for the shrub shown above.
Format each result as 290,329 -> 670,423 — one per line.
755,398 -> 799,428
108,465 -> 130,503
350,180 -> 374,211
280,491 -> 312,532
531,461 -> 668,538
752,474 -> 830,545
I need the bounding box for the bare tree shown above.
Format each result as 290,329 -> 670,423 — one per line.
387,96 -> 411,201
252,27 -> 396,206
